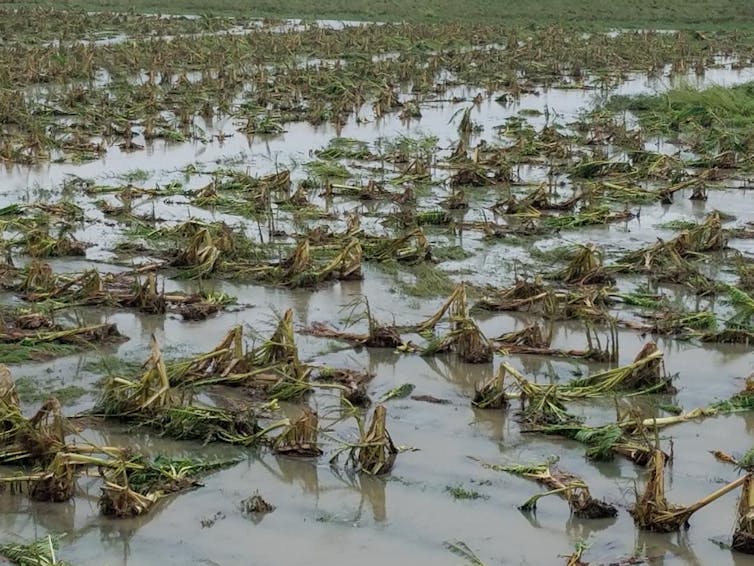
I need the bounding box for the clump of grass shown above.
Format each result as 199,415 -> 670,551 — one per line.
118,168 -> 150,183
379,383 -> 415,402
614,289 -> 666,309
543,206 -> 633,229
445,484 -> 488,500
381,133 -> 438,163
0,342 -> 78,364
12,378 -> 87,406
315,137 -> 372,160
529,245 -> 576,264
415,210 -> 452,226
393,262 -> 455,298
709,379 -> 754,414
304,160 -> 351,179
239,112 -> 284,135
569,158 -> 633,179
83,356 -> 142,375
432,245 -> 472,263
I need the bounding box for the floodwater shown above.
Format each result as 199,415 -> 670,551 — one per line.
3,24 -> 754,566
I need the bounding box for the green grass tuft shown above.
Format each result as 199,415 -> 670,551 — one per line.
445,484 -> 488,500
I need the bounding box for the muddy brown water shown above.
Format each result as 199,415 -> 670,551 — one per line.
3,28 -> 754,565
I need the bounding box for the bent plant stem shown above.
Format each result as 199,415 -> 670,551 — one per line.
630,449 -> 749,532
520,484 -> 584,511
494,459 -> 616,518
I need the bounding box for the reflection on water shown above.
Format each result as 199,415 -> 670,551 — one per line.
634,530 -> 704,566
470,406 -> 506,442
565,513 -> 618,540
265,455 -> 321,496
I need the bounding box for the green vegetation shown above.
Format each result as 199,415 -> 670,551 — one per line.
0,535 -> 71,566
611,83 -> 754,133
431,245 -> 473,263
14,377 -> 88,405
14,0 -> 754,28
444,541 -> 488,566
390,262 -> 457,298
609,82 -> 754,158
0,342 -> 78,364
656,220 -> 699,231
379,383 -> 415,402
445,484 -> 488,500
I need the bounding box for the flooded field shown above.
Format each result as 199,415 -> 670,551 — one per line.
3,9 -> 754,565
